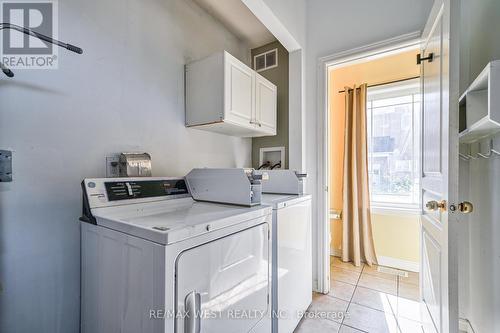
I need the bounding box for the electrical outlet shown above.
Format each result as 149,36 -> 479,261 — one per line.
105,155 -> 120,178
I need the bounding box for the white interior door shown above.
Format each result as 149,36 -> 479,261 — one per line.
420,1 -> 459,332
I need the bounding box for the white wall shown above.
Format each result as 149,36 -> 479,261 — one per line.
304,0 -> 433,291
458,1 -> 500,331
0,0 -> 251,332
465,137 -> 500,332
457,158 -> 470,319
262,0 -> 306,47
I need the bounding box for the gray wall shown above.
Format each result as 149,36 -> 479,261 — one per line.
251,41 -> 289,169
459,0 -> 500,93
459,0 -> 500,331
0,0 -> 251,332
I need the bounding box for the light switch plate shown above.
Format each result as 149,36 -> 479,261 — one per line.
0,150 -> 12,182
105,155 -> 120,178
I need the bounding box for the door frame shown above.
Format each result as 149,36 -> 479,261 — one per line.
315,31 -> 422,293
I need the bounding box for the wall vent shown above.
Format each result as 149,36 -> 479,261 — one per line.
254,48 -> 278,72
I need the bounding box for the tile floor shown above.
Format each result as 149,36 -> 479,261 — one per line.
294,257 -> 439,333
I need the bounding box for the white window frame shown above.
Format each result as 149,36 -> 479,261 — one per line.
253,48 -> 278,72
366,78 -> 422,212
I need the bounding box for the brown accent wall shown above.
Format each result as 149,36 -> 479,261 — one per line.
251,41 -> 289,169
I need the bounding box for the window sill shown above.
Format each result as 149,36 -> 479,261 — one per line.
370,206 -> 421,216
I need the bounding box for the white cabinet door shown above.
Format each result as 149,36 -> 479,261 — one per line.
255,73 -> 277,135
224,52 -> 255,128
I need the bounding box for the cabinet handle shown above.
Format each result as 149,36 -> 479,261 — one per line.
249,120 -> 262,127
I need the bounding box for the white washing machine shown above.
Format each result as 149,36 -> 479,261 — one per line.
262,194 -> 312,333
80,177 -> 272,333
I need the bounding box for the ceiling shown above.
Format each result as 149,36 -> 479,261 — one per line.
194,0 -> 276,48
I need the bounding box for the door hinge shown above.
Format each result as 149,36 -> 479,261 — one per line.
417,53 -> 434,65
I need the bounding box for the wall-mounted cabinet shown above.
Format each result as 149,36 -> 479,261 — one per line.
186,51 -> 277,137
459,60 -> 500,143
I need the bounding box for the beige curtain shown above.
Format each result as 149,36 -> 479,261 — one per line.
342,84 -> 378,267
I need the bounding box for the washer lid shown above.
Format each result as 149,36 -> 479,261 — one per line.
91,197 -> 271,245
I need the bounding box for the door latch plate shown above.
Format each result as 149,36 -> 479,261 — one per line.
0,150 -> 12,182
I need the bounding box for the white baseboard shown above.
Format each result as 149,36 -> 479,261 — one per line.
459,318 -> 475,333
376,256 -> 419,272
312,278 -> 318,293
330,252 -> 419,273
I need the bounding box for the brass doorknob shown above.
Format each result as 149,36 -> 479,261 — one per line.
426,200 -> 447,211
449,201 -> 474,214
458,201 -> 473,214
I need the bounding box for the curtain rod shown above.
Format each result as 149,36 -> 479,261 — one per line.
337,76 -> 420,93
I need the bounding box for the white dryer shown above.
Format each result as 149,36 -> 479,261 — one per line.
263,194 -> 312,333
255,170 -> 312,333
80,177 -> 272,333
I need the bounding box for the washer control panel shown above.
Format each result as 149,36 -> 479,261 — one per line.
104,179 -> 188,201
83,177 -> 190,208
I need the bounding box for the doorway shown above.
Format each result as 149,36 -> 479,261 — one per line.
322,44 -> 435,332
308,3 -> 461,333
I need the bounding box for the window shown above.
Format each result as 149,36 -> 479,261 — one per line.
366,79 -> 421,209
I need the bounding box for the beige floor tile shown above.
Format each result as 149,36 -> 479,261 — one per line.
394,296 -> 430,323
331,266 -> 361,285
351,286 -> 398,313
362,264 -> 401,280
330,256 -> 364,272
397,316 -> 427,333
343,303 -> 399,333
308,293 -> 350,323
399,271 -> 419,286
398,316 -> 437,333
329,279 -> 356,302
293,317 -> 341,333
338,324 -> 365,332
398,282 -> 421,301
358,273 -> 397,295
422,321 -> 438,333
